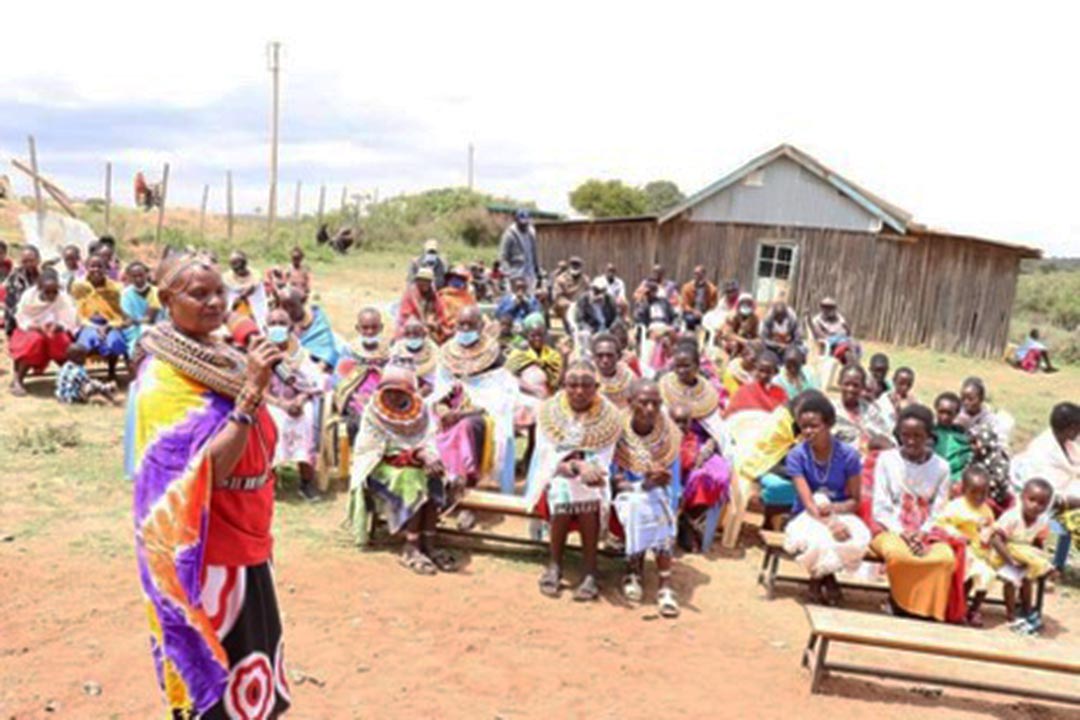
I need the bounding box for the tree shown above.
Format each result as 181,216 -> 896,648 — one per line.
568,179 -> 648,219
643,180 -> 685,214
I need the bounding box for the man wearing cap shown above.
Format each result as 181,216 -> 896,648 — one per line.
408,238 -> 448,289
574,276 -> 619,334
679,265 -> 718,331
552,256 -> 590,329
498,209 -> 541,289
811,297 -> 853,356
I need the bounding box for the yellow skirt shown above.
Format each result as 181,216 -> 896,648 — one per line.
990,542 -> 1053,582
871,532 -> 956,622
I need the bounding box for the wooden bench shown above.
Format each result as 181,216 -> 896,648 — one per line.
758,530 -> 1046,614
802,606 -> 1080,705
437,488 -> 619,556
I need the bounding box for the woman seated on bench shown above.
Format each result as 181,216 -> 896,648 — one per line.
70,253 -> 129,384
348,365 -> 458,573
782,391 -> 870,606
660,338 -> 731,552
9,268 -> 76,396
526,358 -> 621,601
871,404 -> 956,622
611,378 -> 682,617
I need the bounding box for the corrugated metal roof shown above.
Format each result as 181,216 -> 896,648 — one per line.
658,144 -> 912,233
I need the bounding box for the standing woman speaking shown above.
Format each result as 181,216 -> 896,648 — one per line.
128,252 -> 291,719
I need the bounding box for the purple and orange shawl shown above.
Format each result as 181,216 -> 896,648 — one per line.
130,356 -> 233,713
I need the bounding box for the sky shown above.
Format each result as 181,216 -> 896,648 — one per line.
2,0 -> 1078,256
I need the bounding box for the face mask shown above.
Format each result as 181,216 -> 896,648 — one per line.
457,330 -> 480,347
267,325 -> 289,344
405,337 -> 425,351
448,277 -> 466,289
570,268 -> 582,277
739,305 -> 752,317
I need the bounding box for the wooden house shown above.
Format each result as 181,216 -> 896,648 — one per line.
536,144 -> 1040,358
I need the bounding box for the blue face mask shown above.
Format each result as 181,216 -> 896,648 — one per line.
405,337 -> 425,351
456,329 -> 480,347
448,276 -> 466,289
267,325 -> 289,344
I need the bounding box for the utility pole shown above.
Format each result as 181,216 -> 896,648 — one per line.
266,41 -> 282,244
467,142 -> 475,190
199,183 -> 210,241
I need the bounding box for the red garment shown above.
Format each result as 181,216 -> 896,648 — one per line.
858,450 -> 884,534
724,381 -> 787,417
397,284 -> 449,339
924,528 -> 969,625
9,328 -> 72,371
1019,348 -> 1041,372
204,407 -> 279,566
624,353 -> 643,377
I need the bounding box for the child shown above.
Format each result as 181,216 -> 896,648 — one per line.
875,367 -> 916,428
990,477 -> 1055,633
868,353 -> 891,399
55,344 -> 117,404
934,465 -> 997,626
934,391 -> 973,487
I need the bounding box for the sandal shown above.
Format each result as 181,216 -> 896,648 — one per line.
572,574 -> 600,602
966,609 -> 985,628
456,509 -> 477,531
539,565 -> 562,598
622,574 -> 644,604
399,548 -> 437,575
657,587 -> 681,618
428,548 -> 459,573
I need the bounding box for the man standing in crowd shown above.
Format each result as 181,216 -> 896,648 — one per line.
408,239 -> 448,290
499,209 -> 541,290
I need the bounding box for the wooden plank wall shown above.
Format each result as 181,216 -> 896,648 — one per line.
655,221 -> 1021,358
536,220 -> 658,282
534,219 -> 1022,358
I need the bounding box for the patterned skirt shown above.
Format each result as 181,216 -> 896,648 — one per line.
168,562 -> 291,719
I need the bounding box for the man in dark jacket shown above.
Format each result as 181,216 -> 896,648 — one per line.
498,209 -> 540,289
574,276 -> 618,333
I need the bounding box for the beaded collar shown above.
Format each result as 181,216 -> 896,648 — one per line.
369,384 -> 430,439
538,391 -> 621,452
349,335 -> 391,366
439,334 -> 501,378
614,411 -> 683,474
390,338 -> 437,377
598,362 -> 635,408
658,371 -> 719,420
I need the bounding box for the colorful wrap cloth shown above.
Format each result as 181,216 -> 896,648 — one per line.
128,355 -> 283,716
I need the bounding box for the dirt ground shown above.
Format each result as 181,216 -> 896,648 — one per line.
1,470 -> 1078,720
1,257 -> 1079,719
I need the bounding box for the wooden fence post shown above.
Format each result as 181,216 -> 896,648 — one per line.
27,136 -> 44,236
155,163 -> 170,244
199,183 -> 210,241
226,171 -> 235,242
317,184 -> 326,228
104,161 -> 112,234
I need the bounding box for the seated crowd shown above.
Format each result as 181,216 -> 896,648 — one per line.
3,232 -> 1077,628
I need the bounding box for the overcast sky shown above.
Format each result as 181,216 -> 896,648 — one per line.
2,1 -> 1078,256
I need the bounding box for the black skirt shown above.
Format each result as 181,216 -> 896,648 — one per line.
176,562 -> 291,719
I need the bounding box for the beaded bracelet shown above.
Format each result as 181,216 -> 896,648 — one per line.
228,410 -> 255,426
236,384 -> 264,415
